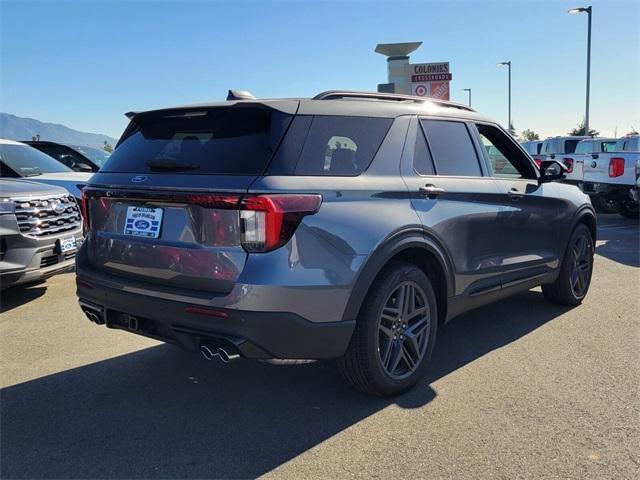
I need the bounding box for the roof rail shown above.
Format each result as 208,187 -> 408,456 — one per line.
312,90 -> 475,112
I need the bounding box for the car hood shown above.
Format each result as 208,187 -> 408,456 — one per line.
26,172 -> 93,199
0,178 -> 72,197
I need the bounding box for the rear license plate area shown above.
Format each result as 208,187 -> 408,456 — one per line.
123,206 -> 163,238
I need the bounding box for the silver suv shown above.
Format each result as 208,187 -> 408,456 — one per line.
1,178 -> 83,288
76,91 -> 596,396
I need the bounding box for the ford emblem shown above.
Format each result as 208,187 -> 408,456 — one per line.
131,175 -> 148,183
51,201 -> 66,214
590,161 -> 597,168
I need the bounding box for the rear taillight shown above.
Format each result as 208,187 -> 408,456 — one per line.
534,158 -> 542,168
562,157 -> 574,173
81,189 -> 89,230
239,194 -> 322,252
609,157 -> 625,177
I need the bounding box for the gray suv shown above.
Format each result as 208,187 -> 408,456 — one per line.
76,91 -> 596,396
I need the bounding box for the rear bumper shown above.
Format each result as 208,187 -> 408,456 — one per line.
76,276 -> 355,359
583,182 -> 636,198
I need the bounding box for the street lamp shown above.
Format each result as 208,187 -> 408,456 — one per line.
462,88 -> 472,107
497,61 -> 512,134
568,6 -> 592,136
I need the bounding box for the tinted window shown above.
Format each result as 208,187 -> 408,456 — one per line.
0,144 -> 72,177
413,125 -> 435,175
103,107 -> 291,175
420,120 -> 481,176
564,139 -> 580,153
294,116 -> 392,176
35,145 -> 94,171
71,145 -> 111,167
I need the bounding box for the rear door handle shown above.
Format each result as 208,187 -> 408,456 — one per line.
419,184 -> 445,199
508,187 -> 524,201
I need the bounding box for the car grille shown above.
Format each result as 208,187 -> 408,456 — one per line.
13,194 -> 82,237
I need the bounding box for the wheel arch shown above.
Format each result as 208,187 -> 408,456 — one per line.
342,228 -> 454,326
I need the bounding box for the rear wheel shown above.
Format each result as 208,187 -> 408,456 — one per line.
616,200 -> 639,219
338,262 -> 438,396
542,224 -> 594,305
591,195 -> 618,214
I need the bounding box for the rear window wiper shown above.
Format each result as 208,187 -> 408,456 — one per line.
146,160 -> 200,172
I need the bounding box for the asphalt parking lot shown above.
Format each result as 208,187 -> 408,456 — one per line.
1,214 -> 638,479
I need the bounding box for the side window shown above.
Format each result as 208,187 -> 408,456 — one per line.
413,125 -> 435,175
475,124 -> 536,179
564,140 -> 580,154
294,116 -> 393,176
420,119 -> 482,176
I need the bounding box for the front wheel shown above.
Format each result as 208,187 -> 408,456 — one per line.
542,224 -> 594,305
338,262 -> 438,397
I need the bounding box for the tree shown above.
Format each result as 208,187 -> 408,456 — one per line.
521,129 -> 540,141
569,120 -> 599,137
103,141 -> 113,153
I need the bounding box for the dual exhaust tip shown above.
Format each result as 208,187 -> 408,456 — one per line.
82,307 -> 105,325
200,344 -> 240,363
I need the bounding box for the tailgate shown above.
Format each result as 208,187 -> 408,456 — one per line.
85,178 -> 251,293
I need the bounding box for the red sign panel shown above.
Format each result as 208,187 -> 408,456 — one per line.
430,81 -> 450,101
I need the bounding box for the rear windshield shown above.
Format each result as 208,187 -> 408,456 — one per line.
575,141 -> 593,154
102,107 -> 291,175
563,139 -> 580,154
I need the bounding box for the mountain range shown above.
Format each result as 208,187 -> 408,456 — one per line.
0,113 -> 118,149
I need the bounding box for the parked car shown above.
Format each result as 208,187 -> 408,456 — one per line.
76,90 -> 596,396
24,141 -> 102,172
582,135 -> 640,218
0,139 -> 93,202
520,140 -> 543,163
572,137 -> 620,212
539,136 -> 589,186
0,178 -> 83,288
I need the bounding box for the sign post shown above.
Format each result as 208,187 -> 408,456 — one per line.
407,62 -> 452,100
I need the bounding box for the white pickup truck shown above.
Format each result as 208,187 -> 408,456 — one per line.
582,135 -> 640,218
539,136 -> 589,185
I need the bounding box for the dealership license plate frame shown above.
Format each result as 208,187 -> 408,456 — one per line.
123,206 -> 164,238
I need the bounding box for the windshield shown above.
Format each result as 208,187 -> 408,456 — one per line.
0,143 -> 73,176
71,145 -> 111,167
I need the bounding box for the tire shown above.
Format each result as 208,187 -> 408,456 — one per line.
591,195 -> 618,214
338,261 -> 438,397
542,224 -> 594,306
616,201 -> 639,219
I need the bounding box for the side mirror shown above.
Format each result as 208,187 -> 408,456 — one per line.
539,159 -> 567,184
76,163 -> 95,172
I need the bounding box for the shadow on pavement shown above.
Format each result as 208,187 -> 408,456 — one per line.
0,291 -> 570,479
0,282 -> 47,314
595,216 -> 639,268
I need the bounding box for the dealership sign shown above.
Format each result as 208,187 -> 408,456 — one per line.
407,62 -> 451,100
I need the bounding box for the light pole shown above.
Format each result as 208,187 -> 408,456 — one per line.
462,88 -> 472,107
569,6 -> 592,136
497,61 -> 512,134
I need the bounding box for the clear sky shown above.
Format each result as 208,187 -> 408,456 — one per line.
1,0 -> 638,140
